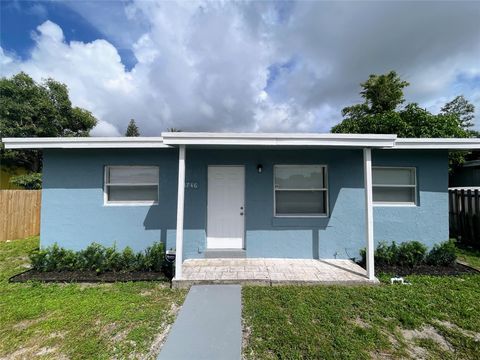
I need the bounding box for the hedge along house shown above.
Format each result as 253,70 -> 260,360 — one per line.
3,133 -> 480,283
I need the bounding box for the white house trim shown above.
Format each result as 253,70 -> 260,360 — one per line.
175,145 -> 186,280
4,134 -> 480,150
363,148 -> 375,281
394,138 -> 480,149
161,132 -> 397,148
2,137 -> 170,149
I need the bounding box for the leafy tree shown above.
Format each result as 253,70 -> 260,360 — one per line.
167,127 -> 182,132
0,72 -> 97,172
9,172 -> 42,190
332,71 -> 470,139
441,95 -> 475,130
333,103 -> 469,138
332,71 -> 474,169
125,119 -> 140,137
341,71 -> 409,118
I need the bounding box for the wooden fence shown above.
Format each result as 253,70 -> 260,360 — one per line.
0,190 -> 41,241
449,188 -> 480,247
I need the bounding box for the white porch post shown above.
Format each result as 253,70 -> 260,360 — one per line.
175,145 -> 186,280
363,148 -> 375,280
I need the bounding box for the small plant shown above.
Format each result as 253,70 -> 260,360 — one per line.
30,244 -> 77,271
374,241 -> 398,266
120,247 -> 137,271
396,241 -> 427,268
29,242 -> 165,273
360,240 -> 453,269
426,239 -> 457,266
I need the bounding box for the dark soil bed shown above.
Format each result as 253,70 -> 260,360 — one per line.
9,269 -> 169,283
375,262 -> 479,276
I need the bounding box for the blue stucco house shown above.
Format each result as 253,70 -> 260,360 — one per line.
4,133 -> 480,281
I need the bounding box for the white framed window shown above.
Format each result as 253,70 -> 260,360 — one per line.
104,166 -> 159,205
274,165 -> 328,217
372,167 -> 417,206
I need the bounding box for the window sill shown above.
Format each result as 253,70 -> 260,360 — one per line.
274,214 -> 329,218
373,203 -> 417,207
104,202 -> 158,207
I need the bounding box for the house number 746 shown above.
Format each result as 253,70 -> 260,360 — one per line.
185,182 -> 198,189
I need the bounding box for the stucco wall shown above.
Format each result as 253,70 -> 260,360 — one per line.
41,148 -> 449,260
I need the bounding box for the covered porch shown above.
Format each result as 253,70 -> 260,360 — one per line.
165,133 -> 385,285
173,258 -> 373,288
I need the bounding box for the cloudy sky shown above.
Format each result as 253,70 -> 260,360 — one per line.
1,0 -> 479,136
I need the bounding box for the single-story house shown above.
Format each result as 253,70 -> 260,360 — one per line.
3,133 -> 480,281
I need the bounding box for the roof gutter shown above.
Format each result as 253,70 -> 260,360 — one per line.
1,137 -> 171,149
394,138 -> 480,150
2,134 -> 480,150
160,132 -> 398,148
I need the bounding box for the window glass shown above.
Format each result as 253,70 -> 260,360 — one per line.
372,187 -> 415,203
275,165 -> 324,189
275,191 -> 326,215
105,166 -> 158,203
372,167 -> 416,205
108,186 -> 158,202
108,166 -> 158,184
373,168 -> 414,186
274,165 -> 327,216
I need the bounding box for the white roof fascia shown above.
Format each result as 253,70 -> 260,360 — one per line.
394,138 -> 480,150
1,137 -> 170,149
4,134 -> 480,150
161,132 -> 397,148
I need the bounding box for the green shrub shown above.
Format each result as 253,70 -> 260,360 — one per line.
374,241 -> 398,266
29,242 -> 165,273
104,245 -> 123,272
426,239 -> 457,266
9,172 -> 42,189
77,243 -> 107,273
144,242 -> 165,271
360,240 -> 451,268
30,244 -> 77,271
29,248 -> 49,272
396,241 -> 427,268
120,247 -> 137,271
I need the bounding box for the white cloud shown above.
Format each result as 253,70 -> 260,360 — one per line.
1,1 -> 479,135
91,120 -> 121,137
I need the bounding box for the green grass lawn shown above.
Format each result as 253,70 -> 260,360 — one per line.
0,237 -> 186,359
243,253 -> 480,360
456,246 -> 480,270
3,237 -> 480,359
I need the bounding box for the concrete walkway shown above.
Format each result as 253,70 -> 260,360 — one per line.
158,285 -> 241,360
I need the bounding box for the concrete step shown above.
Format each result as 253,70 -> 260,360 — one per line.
204,249 -> 246,258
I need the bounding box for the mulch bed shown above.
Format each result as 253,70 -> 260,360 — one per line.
375,262 -> 479,276
9,269 -> 170,283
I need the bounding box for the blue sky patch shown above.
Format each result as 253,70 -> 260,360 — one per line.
0,0 -> 137,70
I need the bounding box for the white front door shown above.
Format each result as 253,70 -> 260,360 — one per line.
207,166 -> 245,249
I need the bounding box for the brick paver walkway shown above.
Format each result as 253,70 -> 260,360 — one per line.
174,258 -> 376,287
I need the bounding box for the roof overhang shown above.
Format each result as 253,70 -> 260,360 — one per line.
1,137 -> 170,149
160,132 -> 397,148
394,138 -> 480,150
2,133 -> 480,150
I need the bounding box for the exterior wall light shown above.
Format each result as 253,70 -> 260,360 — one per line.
257,164 -> 263,173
